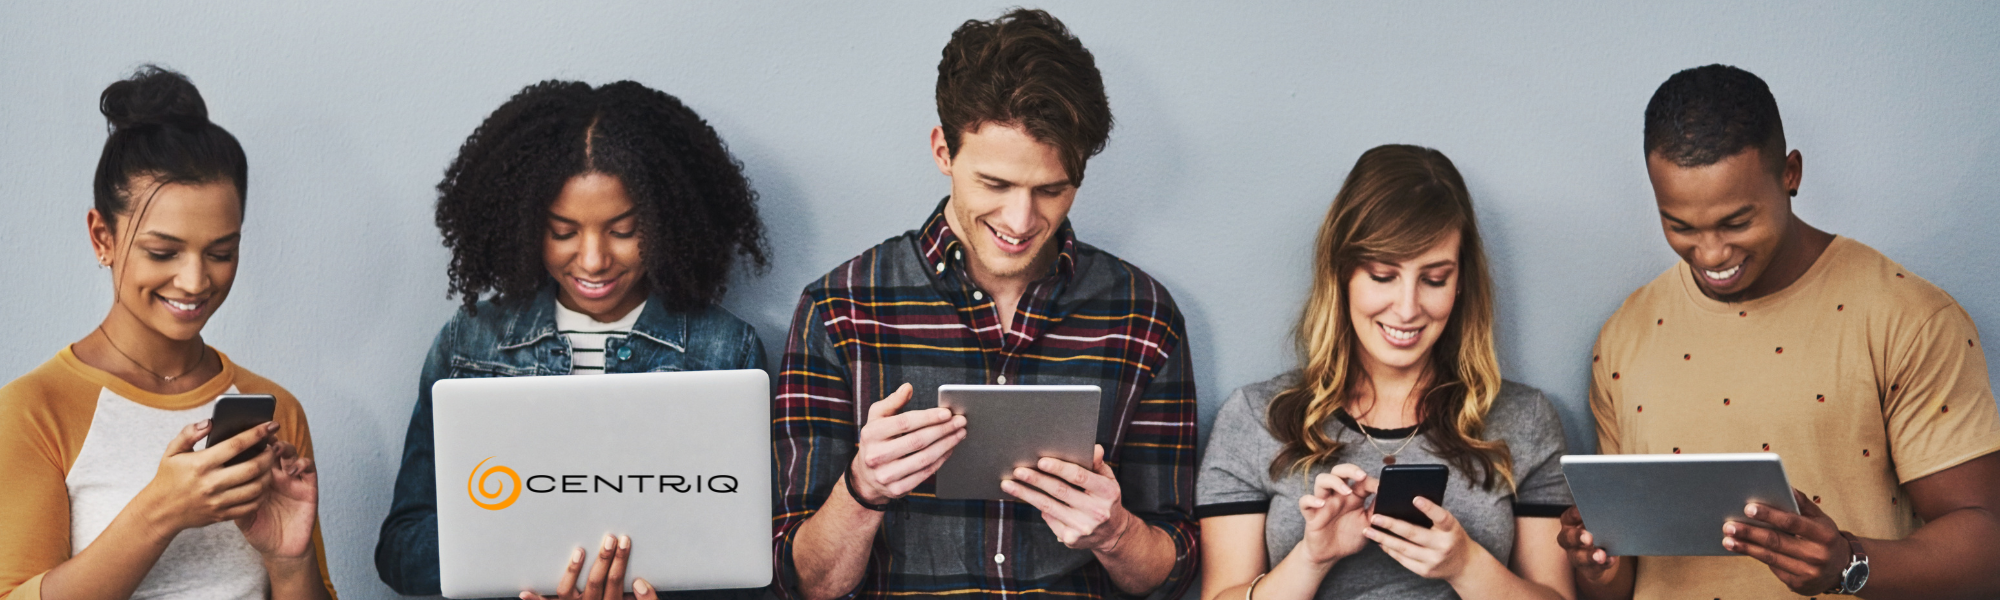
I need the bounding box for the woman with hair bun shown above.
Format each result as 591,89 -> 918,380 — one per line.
375,80 -> 771,600
0,66 -> 336,600
1196,145 -> 1575,600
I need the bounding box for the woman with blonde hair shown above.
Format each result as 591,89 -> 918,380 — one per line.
1197,145 -> 1574,600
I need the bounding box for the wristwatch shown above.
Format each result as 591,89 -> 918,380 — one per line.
1824,531 -> 1869,595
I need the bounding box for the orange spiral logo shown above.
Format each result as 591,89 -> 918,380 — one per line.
467,456 -> 521,511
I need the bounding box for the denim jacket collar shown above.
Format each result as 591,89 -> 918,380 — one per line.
496,285 -> 689,353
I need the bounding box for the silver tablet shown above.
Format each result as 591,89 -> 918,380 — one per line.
1561,452 -> 1799,556
934,384 -> 1101,501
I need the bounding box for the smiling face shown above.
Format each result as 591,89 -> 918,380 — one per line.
544,172 -> 647,322
933,122 -> 1077,290
1648,147 -> 1802,300
1347,230 -> 1461,377
91,180 -> 243,342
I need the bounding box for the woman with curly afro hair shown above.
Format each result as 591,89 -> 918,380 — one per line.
376,80 -> 771,600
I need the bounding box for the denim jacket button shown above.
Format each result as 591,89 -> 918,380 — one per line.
617,347 -> 633,360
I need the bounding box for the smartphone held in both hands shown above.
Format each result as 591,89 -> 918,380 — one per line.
205,394 -> 276,466
1372,464 -> 1449,530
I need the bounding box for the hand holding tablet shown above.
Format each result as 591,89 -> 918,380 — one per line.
1560,453 -> 1800,557
848,383 -> 967,507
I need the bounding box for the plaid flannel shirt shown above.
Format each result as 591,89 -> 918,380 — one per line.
771,199 -> 1200,600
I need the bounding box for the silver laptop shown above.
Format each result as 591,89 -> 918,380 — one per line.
934,384 -> 1101,500
431,370 -> 771,598
1561,452 -> 1799,556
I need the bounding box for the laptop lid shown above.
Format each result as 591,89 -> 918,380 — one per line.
1560,452 -> 1798,556
431,369 -> 771,598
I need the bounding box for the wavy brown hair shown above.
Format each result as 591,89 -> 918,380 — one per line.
936,8 -> 1111,185
1266,144 -> 1515,491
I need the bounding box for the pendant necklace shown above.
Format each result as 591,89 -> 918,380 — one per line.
1352,370 -> 1427,464
1356,422 -> 1420,465
96,327 -> 203,383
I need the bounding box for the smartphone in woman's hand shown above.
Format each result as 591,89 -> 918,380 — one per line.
1374,464 -> 1449,530
205,394 -> 276,466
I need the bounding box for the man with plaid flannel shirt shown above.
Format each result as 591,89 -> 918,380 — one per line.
770,9 -> 1198,600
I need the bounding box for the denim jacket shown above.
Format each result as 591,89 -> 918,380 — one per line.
375,286 -> 765,595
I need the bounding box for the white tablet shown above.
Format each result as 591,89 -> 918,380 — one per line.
933,384 -> 1101,500
1560,453 -> 1799,556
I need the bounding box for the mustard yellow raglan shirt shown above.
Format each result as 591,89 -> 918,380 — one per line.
0,347 -> 337,600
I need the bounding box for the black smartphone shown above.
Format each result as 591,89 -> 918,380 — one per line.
206,394 -> 276,466
1373,464 -> 1449,530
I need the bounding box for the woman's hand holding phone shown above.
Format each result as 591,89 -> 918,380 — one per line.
135,420 -> 279,538
520,534 -> 660,600
1363,496 -> 1486,582
1297,463 -> 1377,565
235,439 -> 317,559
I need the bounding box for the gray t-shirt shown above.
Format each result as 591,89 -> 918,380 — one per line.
1197,372 -> 1572,600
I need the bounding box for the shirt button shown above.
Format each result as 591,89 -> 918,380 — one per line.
996,375 -> 1008,384
935,262 -> 945,274
994,553 -> 1005,564
617,347 -> 633,360
954,250 -> 963,261
973,291 -> 984,301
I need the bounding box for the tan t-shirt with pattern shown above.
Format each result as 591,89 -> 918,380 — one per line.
1590,236 -> 2000,600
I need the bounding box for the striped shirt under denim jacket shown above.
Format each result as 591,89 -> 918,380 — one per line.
376,284 -> 766,598
772,198 -> 1200,600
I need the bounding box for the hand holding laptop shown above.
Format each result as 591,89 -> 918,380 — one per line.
849,383 -> 968,505
518,534 -> 659,600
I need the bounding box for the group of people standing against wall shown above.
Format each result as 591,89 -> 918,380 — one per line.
2,7 -> 1997,600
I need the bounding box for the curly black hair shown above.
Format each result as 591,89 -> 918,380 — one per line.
435,80 -> 768,313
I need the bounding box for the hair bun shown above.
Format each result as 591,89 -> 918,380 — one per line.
99,65 -> 209,131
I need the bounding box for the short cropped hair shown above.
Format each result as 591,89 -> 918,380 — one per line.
1643,64 -> 1786,174
936,8 -> 1112,185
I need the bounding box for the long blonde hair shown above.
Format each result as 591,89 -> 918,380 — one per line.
1266,144 -> 1514,491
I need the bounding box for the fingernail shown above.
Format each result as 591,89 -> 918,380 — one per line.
601,534 -> 614,550
265,422 -> 279,432
634,579 -> 652,594
1723,523 -> 1735,535
520,593 -> 536,600
619,535 -> 630,549
571,547 -> 584,564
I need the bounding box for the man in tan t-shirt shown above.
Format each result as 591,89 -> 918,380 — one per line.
1559,64 -> 2000,599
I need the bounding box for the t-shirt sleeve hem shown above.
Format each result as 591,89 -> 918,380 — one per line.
1896,441 -> 2000,485
1195,500 -> 1269,519
1512,503 -> 1572,518
3,572 -> 45,600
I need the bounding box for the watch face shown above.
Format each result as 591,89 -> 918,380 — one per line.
1845,562 -> 1869,591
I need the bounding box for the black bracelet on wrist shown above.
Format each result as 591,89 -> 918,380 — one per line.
845,466 -> 891,511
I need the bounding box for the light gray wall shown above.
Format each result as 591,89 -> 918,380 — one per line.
3,2 -> 1996,598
